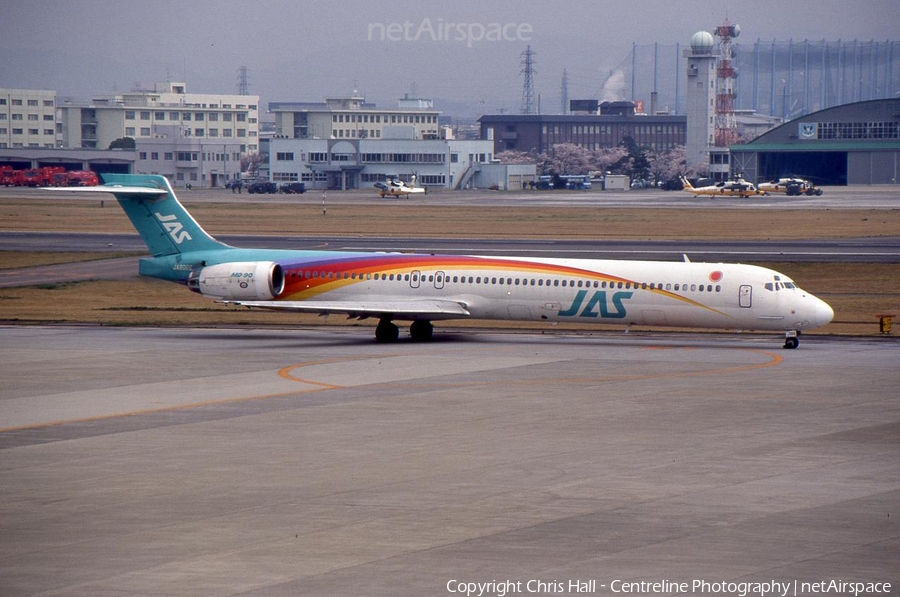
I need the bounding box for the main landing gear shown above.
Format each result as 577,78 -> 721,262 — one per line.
783,330 -> 800,350
375,317 -> 434,343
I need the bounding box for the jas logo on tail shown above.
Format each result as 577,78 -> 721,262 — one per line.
155,212 -> 192,244
558,290 -> 633,319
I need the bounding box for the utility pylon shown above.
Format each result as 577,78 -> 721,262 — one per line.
520,46 -> 537,114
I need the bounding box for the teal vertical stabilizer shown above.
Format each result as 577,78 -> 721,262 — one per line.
100,173 -> 229,257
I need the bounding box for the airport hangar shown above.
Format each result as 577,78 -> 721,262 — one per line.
731,98 -> 900,185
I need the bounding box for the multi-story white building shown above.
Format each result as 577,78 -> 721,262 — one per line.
269,137 -> 496,190
270,94 -> 441,141
0,88 -> 57,148
132,125 -> 245,188
57,82 -> 260,154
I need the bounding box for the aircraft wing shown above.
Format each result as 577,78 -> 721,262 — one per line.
223,298 -> 471,320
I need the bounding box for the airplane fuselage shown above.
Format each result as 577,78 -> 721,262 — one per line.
144,248 -> 833,333
59,174 -> 834,347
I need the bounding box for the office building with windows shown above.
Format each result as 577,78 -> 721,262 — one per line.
269,137 -> 497,190
270,94 -> 442,141
478,111 -> 686,156
57,82 -> 260,154
0,88 -> 57,148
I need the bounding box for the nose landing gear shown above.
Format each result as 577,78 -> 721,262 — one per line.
783,330 -> 800,349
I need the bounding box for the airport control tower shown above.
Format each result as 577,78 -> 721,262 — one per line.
684,30 -> 718,173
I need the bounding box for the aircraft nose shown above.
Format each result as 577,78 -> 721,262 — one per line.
814,297 -> 834,327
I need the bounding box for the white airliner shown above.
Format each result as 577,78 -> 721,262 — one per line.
59,174 -> 833,348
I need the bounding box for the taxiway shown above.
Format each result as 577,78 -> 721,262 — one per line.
1,325 -> 897,596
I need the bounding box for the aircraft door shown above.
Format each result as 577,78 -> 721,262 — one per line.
410,270 -> 421,289
434,271 -> 445,290
739,285 -> 752,308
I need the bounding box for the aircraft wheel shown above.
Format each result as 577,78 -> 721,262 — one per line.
410,320 -> 434,341
783,336 -> 799,350
375,320 -> 400,343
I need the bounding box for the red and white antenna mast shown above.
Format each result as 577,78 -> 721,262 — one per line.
714,19 -> 740,146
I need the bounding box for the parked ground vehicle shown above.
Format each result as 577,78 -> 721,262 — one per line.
280,182 -> 306,194
0,166 -> 97,187
66,171 -> 100,186
247,181 -> 277,194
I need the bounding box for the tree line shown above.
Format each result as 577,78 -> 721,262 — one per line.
495,138 -> 708,187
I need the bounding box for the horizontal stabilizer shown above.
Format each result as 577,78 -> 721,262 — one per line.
52,174 -> 226,256
50,184 -> 169,196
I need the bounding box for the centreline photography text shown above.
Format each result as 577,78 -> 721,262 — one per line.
444,578 -> 893,596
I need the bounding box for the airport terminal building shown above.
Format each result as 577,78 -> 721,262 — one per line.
731,99 -> 900,185
268,137 -> 501,190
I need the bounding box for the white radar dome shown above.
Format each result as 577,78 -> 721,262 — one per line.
691,31 -> 715,52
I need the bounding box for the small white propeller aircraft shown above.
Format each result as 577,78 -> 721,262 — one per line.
374,174 -> 426,198
681,176 -> 766,198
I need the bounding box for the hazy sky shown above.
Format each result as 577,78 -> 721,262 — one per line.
2,0 -> 897,117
